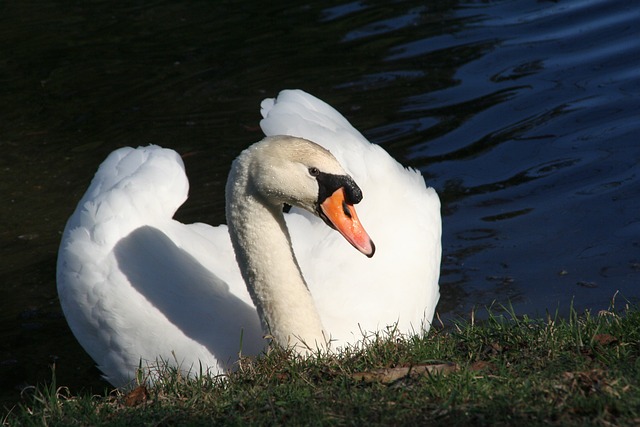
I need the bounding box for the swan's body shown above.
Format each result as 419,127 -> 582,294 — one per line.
57,89 -> 441,388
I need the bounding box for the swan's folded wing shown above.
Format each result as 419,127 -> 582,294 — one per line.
57,146 -> 262,387
260,90 -> 442,344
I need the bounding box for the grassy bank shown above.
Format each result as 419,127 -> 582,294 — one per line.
3,305 -> 640,426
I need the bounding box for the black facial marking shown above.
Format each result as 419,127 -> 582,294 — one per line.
316,171 -> 363,206
283,203 -> 292,213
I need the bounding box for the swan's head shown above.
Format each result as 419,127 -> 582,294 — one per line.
242,135 -> 375,257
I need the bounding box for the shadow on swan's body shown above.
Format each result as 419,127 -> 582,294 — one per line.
113,225 -> 264,368
56,89 -> 442,388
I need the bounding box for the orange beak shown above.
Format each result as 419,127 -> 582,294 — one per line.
319,188 -> 375,258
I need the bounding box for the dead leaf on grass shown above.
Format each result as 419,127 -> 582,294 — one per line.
352,363 -> 458,384
123,385 -> 149,407
593,333 -> 618,346
470,360 -> 494,372
562,369 -> 618,397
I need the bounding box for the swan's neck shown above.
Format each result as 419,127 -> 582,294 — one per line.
226,161 -> 327,353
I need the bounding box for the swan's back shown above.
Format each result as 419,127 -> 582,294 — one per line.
261,90 -> 442,341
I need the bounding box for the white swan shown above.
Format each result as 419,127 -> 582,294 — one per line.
56,89 -> 442,388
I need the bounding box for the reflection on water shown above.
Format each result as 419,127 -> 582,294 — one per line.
1,0 -> 638,405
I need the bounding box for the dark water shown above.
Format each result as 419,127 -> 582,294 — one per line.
1,0 -> 638,406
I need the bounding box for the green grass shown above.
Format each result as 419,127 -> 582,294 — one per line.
4,304 -> 640,426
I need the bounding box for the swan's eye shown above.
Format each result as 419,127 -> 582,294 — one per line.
308,167 -> 320,177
